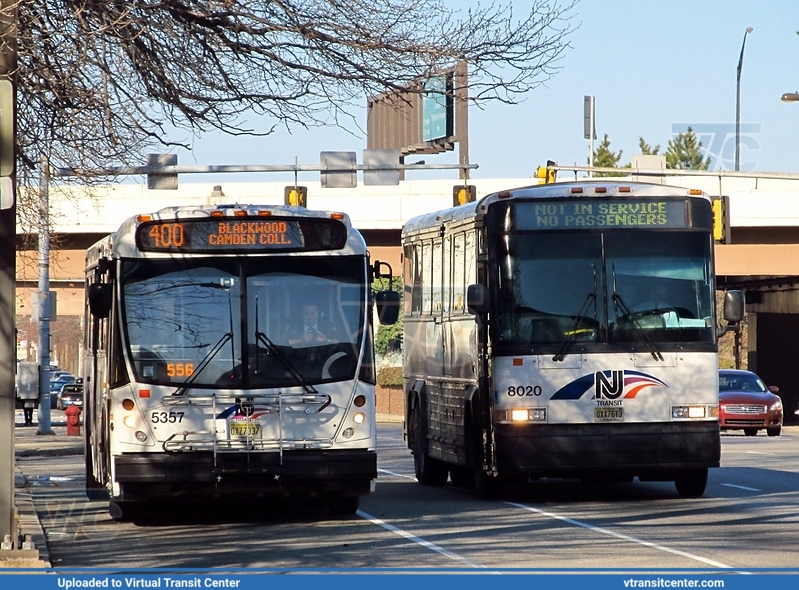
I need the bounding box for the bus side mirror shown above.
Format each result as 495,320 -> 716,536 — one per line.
88,283 -> 112,318
723,290 -> 744,323
467,284 -> 490,315
375,290 -> 400,325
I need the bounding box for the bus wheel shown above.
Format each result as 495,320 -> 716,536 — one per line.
474,468 -> 502,500
449,466 -> 471,488
411,405 -> 448,486
109,501 -> 140,522
673,468 -> 708,498
327,496 -> 359,516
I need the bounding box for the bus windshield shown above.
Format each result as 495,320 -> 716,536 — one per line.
495,230 -> 715,348
121,256 -> 366,388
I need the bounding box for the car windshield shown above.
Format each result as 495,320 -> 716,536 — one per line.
719,373 -> 767,393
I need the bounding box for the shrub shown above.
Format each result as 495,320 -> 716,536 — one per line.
377,365 -> 403,387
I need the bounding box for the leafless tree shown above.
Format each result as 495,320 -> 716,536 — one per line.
5,0 -> 577,218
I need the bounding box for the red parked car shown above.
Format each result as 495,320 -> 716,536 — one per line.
719,369 -> 783,437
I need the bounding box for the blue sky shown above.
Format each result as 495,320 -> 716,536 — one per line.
173,0 -> 799,184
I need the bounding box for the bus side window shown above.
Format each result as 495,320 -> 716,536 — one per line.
422,241 -> 432,315
453,233 -> 466,313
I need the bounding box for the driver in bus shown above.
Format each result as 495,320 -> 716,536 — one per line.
286,303 -> 336,346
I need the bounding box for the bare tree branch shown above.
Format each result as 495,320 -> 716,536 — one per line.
3,0 -> 577,193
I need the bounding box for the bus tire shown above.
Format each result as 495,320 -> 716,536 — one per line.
411,404 -> 448,486
109,501 -> 140,522
474,468 -> 501,500
673,468 -> 708,498
327,496 -> 359,516
449,466 -> 471,488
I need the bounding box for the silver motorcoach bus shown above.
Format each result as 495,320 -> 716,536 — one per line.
402,181 -> 742,499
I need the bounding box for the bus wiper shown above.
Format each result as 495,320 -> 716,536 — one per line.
612,292 -> 664,362
553,292 -> 596,362
255,331 -> 318,395
173,282 -> 237,395
172,331 -> 233,395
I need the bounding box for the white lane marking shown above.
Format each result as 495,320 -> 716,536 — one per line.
745,451 -> 769,455
357,509 -> 487,569
721,483 -> 760,492
505,501 -> 733,569
378,468 -> 416,481
378,468 -> 735,570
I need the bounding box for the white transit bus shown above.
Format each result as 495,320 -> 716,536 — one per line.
401,181 -> 743,499
83,204 -> 398,519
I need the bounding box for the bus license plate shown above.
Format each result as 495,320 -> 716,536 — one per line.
229,421 -> 260,436
594,407 -> 623,422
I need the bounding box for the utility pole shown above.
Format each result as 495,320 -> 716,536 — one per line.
37,157 -> 53,434
0,0 -> 17,547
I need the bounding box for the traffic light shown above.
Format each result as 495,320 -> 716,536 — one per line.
712,195 -> 730,244
536,160 -> 557,184
284,185 -> 307,207
453,185 -> 476,206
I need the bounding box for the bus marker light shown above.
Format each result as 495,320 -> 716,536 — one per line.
234,210 -> 247,216
139,389 -> 150,399
689,189 -> 702,195
137,215 -> 152,222
331,213 -> 345,220
122,399 -> 135,410
354,395 -> 366,407
210,210 -> 224,217
618,186 -> 632,193
258,210 -> 272,216
594,187 -> 607,193
570,187 -> 583,194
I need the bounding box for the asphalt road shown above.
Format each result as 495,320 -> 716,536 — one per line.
14,421 -> 799,572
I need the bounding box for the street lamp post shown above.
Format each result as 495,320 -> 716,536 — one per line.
735,27 -> 753,172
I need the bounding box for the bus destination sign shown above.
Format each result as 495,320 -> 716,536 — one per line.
137,218 -> 304,252
515,199 -> 689,231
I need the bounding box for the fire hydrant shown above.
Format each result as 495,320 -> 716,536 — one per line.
65,404 -> 82,436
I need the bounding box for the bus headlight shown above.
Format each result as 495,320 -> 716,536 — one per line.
353,412 -> 365,424
499,408 -> 547,422
672,405 -> 707,419
123,415 -> 139,428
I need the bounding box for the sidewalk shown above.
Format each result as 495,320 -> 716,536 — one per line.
3,411 -> 81,569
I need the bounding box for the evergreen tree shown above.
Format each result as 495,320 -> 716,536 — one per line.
638,137 -> 660,155
665,127 -> 711,170
590,134 -> 625,177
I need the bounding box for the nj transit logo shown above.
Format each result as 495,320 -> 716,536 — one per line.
551,370 -> 667,401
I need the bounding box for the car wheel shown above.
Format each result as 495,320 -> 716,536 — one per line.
767,426 -> 782,437
743,428 -> 758,437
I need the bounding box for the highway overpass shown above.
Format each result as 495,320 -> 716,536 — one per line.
14,172 -> 799,416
